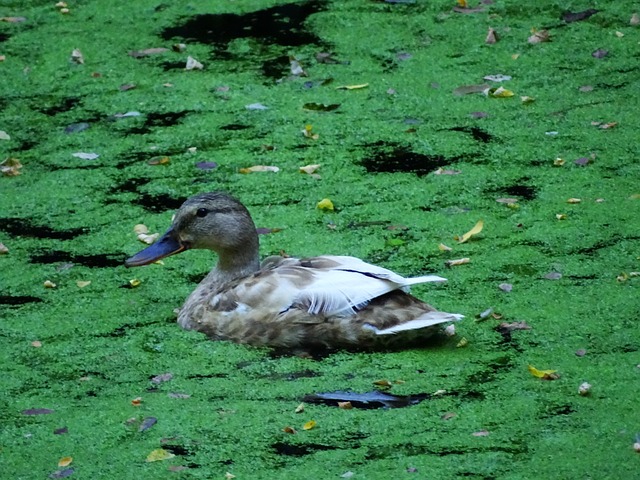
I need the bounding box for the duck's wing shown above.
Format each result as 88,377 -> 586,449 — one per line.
217,255 -> 448,318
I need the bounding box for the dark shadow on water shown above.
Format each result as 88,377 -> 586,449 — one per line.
272,442 -> 336,457
29,251 -> 123,268
0,295 -> 44,306
0,218 -> 86,239
359,141 -> 456,176
160,1 -> 327,50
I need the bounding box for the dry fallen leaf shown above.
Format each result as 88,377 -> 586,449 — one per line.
438,243 -> 452,252
446,258 -> 470,267
1,157 -> 22,176
131,397 -> 142,406
137,233 -> 159,245
338,401 -> 353,410
239,165 -> 279,174
76,280 -> 91,288
578,382 -> 592,396
185,56 -> 203,70
528,364 -> 559,380
553,158 -> 565,166
283,426 -> 297,434
335,83 -> 369,90
555,214 -> 567,220
44,280 -> 56,289
58,457 -> 73,468
455,220 -> 484,243
129,278 -> 141,287
485,28 -> 498,44
70,48 -> 84,64
299,164 -> 321,175
295,403 -> 305,413
289,56 -> 306,76
528,29 -> 550,44
456,337 -> 468,347
498,322 -> 531,331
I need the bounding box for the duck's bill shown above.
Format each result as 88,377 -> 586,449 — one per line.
125,228 -> 187,267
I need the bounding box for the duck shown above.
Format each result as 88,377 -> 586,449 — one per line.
125,192 -> 463,350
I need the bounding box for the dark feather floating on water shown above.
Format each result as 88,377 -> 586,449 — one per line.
302,390 -> 430,409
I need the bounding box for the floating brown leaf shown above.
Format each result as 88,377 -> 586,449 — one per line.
528,29 -> 550,44
498,321 -> 531,331
453,84 -> 490,96
485,28 -> 498,44
0,157 -> 22,176
128,48 -> 169,58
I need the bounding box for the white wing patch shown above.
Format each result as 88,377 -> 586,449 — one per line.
293,256 -> 448,316
364,312 -> 464,335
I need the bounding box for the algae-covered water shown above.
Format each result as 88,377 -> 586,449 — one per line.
1,1 -> 639,478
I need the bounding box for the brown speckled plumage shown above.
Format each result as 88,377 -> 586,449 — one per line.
125,192 -> 463,350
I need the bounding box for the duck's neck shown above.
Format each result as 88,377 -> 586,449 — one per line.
210,246 -> 261,285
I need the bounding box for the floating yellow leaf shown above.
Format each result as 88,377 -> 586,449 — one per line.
456,0 -> 468,7
553,158 -> 565,166
528,364 -> 559,380
373,379 -> 392,388
317,198 -> 334,211
58,457 -> 73,467
239,165 -> 279,174
487,86 -> 514,98
438,243 -> 452,252
302,420 -> 317,431
44,280 -> 57,289
147,156 -> 170,165
76,280 -> 91,288
456,337 -> 468,348
445,258 -> 470,267
146,448 -> 175,462
129,278 -> 141,287
567,198 -> 581,204
456,220 -> 483,243
294,403 -> 305,413
301,124 -> 319,140
336,83 -> 369,90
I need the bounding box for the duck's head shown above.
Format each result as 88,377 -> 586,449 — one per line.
125,192 -> 259,268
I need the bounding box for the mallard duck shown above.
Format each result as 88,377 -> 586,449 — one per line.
125,192 -> 462,350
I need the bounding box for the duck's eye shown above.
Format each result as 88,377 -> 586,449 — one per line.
196,208 -> 209,218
